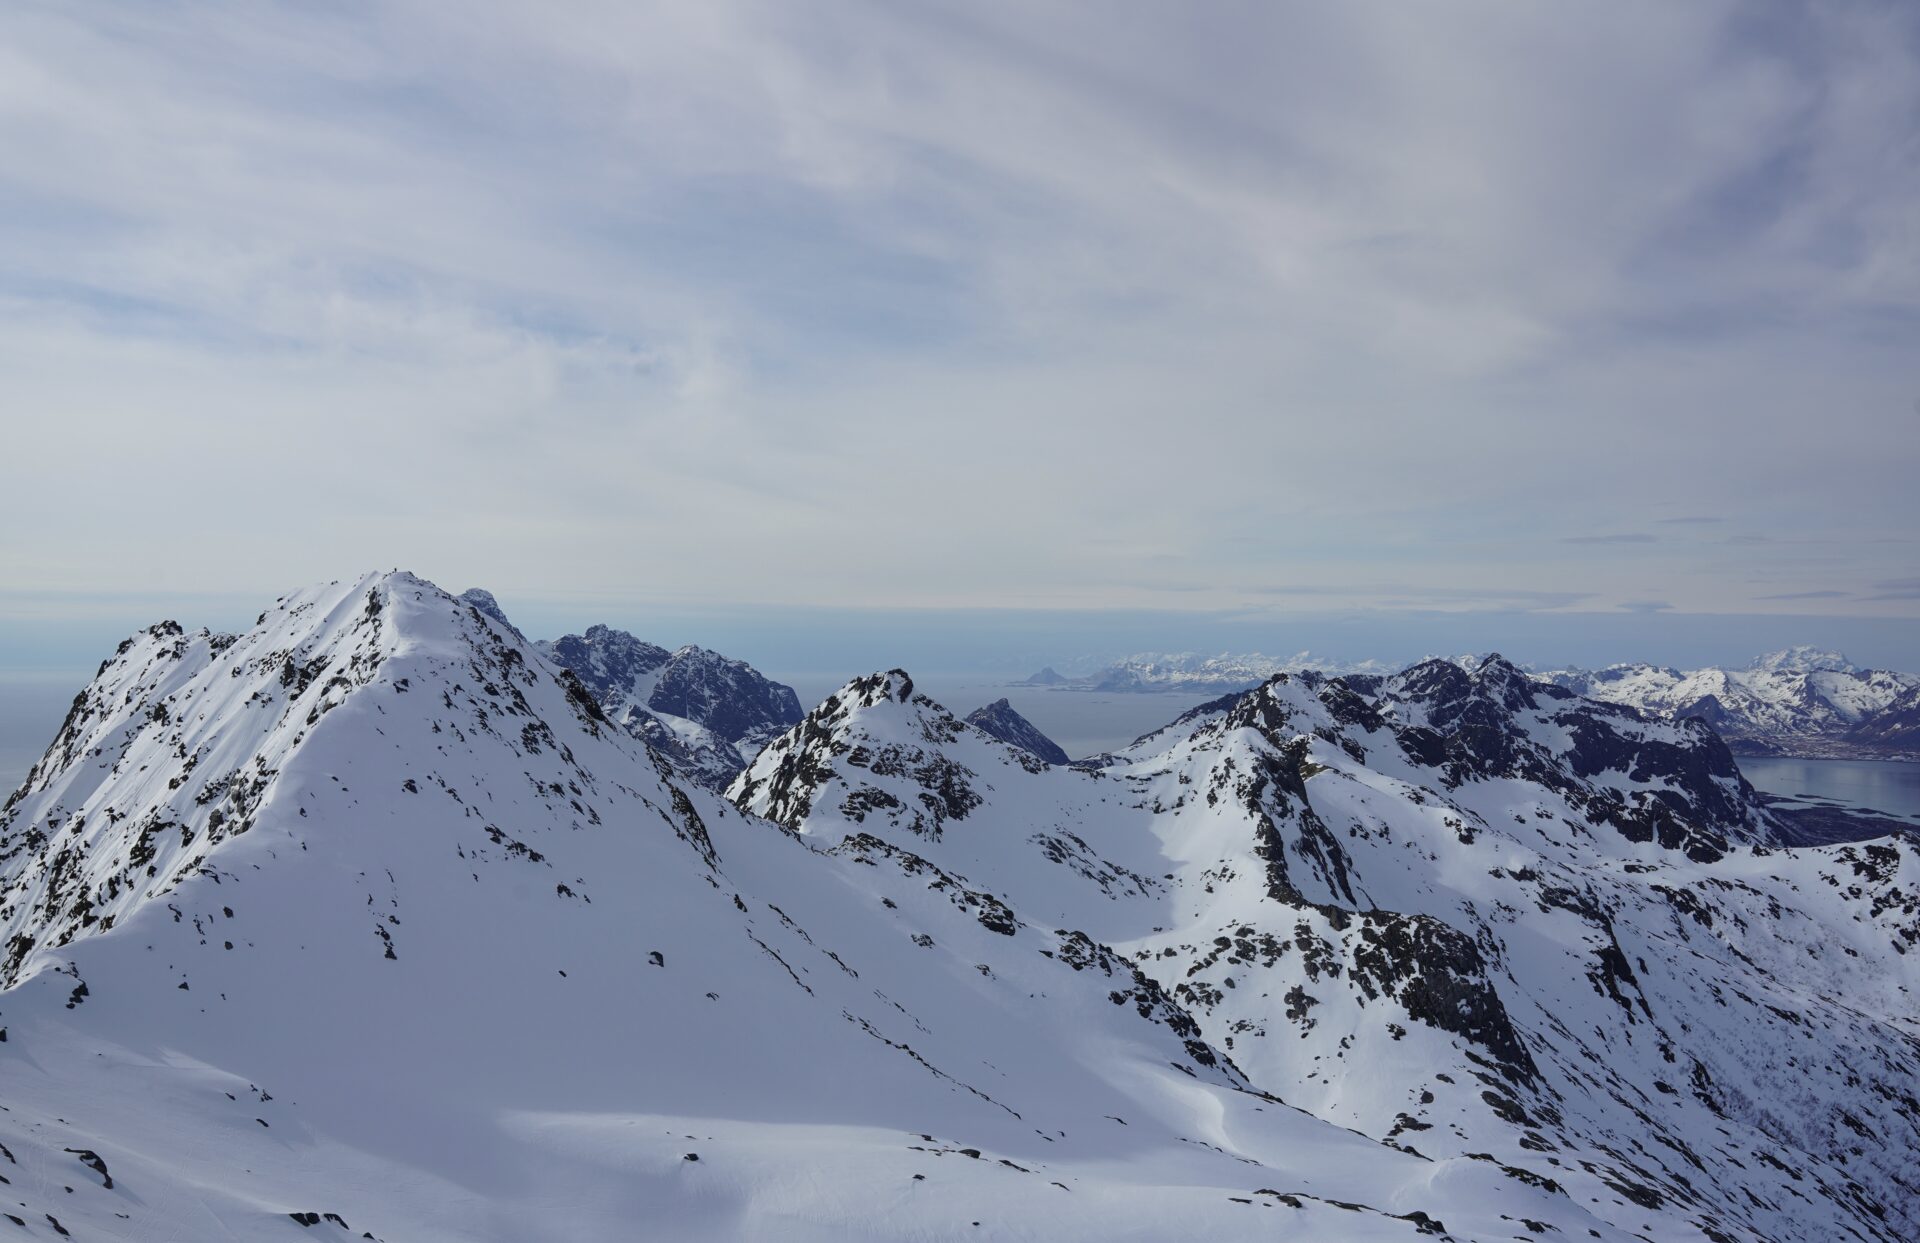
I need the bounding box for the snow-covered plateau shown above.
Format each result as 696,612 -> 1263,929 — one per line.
2,573 -> 1916,1242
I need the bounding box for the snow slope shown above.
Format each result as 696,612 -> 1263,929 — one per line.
0,574 -> 1625,1243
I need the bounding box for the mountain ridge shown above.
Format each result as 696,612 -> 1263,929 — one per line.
534,622 -> 804,788
734,653 -> 1920,1242
2,575 -> 1916,1241
1,571 -> 1560,1242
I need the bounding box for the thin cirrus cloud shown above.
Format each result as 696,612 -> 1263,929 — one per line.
0,0 -> 1913,646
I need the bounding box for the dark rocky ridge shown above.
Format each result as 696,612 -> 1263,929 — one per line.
964,699 -> 1070,766
534,623 -> 802,789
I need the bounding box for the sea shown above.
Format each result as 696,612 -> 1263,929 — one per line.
1736,755 -> 1920,827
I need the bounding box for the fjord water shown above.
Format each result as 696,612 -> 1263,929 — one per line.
1738,755 -> 1920,823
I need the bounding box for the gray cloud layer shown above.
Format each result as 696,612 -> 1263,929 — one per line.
0,1 -> 1915,623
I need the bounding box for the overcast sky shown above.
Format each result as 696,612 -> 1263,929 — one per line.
2,1 -> 1917,671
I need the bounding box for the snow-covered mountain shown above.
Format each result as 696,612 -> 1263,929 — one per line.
964,699 -> 1070,766
1542,649 -> 1920,759
735,655 -> 1920,1243
3,577 -> 1917,1242
535,622 -> 803,787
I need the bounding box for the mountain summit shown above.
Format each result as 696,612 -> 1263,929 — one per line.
964,698 -> 1071,765
1747,645 -> 1861,675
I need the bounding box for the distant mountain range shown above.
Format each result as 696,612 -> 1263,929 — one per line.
1021,650 -> 1403,693
1541,647 -> 1919,761
1028,647 -> 1920,762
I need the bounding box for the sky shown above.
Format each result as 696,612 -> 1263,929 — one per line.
2,0 -> 1917,677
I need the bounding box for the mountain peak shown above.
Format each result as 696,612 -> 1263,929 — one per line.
534,626 -> 802,789
964,698 -> 1071,766
1748,646 -> 1859,675
841,668 -> 917,708
456,587 -> 524,641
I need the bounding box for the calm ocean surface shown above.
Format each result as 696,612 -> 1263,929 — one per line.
1736,756 -> 1920,824
0,672 -> 85,795
7,669 -> 1916,827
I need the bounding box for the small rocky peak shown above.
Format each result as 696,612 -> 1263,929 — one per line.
1390,658 -> 1473,703
843,669 -> 917,708
457,589 -> 525,641
964,699 -> 1070,766
1470,654 -> 1538,712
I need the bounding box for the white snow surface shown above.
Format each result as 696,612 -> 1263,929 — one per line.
0,577 -> 1915,1242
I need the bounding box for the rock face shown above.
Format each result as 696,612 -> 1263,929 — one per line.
964,699 -> 1070,766
1544,649 -> 1920,759
535,623 -> 802,787
4,575 -> 1919,1243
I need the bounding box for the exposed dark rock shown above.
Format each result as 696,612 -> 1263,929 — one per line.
964,699 -> 1070,766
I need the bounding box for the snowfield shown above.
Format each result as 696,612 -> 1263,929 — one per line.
2,573 -> 1916,1242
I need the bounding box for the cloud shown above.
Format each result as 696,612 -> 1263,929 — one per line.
1619,600 -> 1676,613
0,1 -> 1914,625
1756,590 -> 1851,600
1248,584 -> 1596,611
1865,578 -> 1920,601
1560,534 -> 1657,545
1657,516 -> 1724,525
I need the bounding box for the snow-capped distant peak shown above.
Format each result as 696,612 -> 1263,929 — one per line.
1747,645 -> 1860,675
